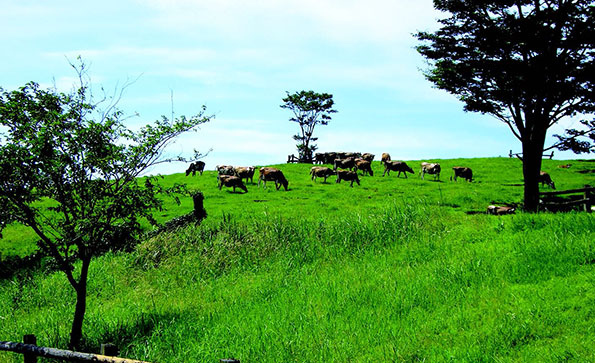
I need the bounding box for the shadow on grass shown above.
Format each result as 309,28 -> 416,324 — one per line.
80,311 -> 181,357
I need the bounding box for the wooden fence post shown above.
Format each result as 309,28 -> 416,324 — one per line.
23,335 -> 36,363
100,343 -> 119,357
585,185 -> 592,213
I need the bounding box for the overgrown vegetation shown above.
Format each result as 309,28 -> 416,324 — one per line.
1,158 -> 594,361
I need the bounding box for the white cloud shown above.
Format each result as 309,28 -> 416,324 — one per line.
141,0 -> 440,46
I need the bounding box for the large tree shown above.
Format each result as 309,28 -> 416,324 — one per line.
0,63 -> 212,349
416,0 -> 595,211
281,90 -> 337,163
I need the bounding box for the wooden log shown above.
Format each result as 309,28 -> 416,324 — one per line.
0,341 -> 152,363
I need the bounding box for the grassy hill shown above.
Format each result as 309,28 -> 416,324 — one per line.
0,157 -> 594,362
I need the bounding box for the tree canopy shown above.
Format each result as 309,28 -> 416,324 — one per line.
281,90 -> 337,163
416,0 -> 595,210
0,63 -> 213,349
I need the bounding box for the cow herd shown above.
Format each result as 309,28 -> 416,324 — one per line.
186,153 -> 557,198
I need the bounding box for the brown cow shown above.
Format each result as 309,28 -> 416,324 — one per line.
323,152 -> 337,164
354,159 -> 374,176
310,166 -> 334,183
218,175 -> 248,193
234,166 -> 256,184
333,157 -> 356,171
216,165 -> 236,179
314,153 -> 326,164
383,161 -> 414,178
336,170 -> 360,187
381,153 -> 391,165
259,167 -> 289,190
539,171 -> 555,189
421,162 -> 441,180
452,166 -> 473,182
185,161 -> 205,176
361,153 -> 375,162
487,205 -> 515,215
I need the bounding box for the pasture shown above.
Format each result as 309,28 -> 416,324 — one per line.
0,157 -> 594,362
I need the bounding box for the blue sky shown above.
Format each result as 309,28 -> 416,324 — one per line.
2,0 -> 589,174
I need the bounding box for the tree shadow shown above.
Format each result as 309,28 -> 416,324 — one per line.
79,311 -> 181,357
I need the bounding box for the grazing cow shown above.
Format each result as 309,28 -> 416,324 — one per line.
323,152 -> 337,164
381,153 -> 391,165
216,165 -> 236,179
451,167 -> 473,182
361,153 -> 375,162
354,159 -> 374,176
383,161 -> 415,178
234,166 -> 256,184
259,167 -> 289,190
539,171 -> 556,189
558,164 -> 572,169
344,152 -> 362,159
333,157 -> 356,171
421,162 -> 441,180
314,153 -> 326,164
487,205 -> 515,215
185,161 -> 205,176
336,170 -> 360,187
218,175 -> 248,193
310,166 -> 334,183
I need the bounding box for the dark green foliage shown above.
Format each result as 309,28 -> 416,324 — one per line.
280,90 -> 337,163
0,63 -> 212,348
416,0 -> 595,210
553,119 -> 595,154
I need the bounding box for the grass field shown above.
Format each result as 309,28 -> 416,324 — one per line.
0,157 -> 594,362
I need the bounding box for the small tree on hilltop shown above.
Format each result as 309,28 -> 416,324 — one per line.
0,61 -> 213,349
416,0 -> 595,211
281,90 -> 337,163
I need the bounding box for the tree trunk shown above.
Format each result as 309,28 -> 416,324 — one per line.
521,125 -> 547,212
68,257 -> 90,350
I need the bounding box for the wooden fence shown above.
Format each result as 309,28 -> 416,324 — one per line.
539,186 -> 593,212
1,335 -> 240,363
0,335 -> 151,363
509,150 -> 554,160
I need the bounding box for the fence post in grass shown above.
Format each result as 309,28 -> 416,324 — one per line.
585,185 -> 592,213
192,191 -> 207,220
100,343 -> 119,357
23,335 -> 36,363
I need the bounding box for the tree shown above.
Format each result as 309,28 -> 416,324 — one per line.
0,62 -> 213,349
416,0 -> 595,211
281,90 -> 337,163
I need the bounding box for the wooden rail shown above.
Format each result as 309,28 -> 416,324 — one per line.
539,186 -> 593,212
0,336 -> 151,363
1,335 -> 240,363
509,150 -> 554,160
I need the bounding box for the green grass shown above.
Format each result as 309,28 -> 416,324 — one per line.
0,157 -> 594,362
2,157 -> 593,258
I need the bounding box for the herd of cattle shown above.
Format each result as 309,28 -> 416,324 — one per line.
185,152 -> 558,214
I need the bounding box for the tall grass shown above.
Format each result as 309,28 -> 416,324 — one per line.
1,197 -> 593,362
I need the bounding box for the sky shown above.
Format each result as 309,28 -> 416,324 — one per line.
1,0 -> 591,175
